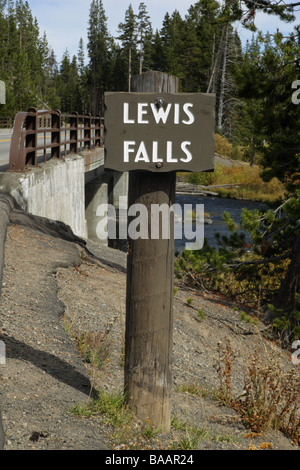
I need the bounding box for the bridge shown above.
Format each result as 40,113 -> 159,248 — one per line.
0,108 -> 128,246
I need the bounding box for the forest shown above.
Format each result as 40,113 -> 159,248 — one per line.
0,0 -> 300,342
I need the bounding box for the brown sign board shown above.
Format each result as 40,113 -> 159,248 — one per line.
104,92 -> 215,173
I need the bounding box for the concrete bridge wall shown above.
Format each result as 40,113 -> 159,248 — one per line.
0,148 -> 128,245
0,154 -> 87,238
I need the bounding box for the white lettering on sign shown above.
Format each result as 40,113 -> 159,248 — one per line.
150,103 -> 172,124
182,103 -> 195,125
138,103 -> 149,123
122,101 -> 195,164
123,140 -> 192,163
123,103 -> 135,124
123,102 -> 195,125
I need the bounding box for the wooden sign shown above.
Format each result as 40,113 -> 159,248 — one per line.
104,92 -> 215,173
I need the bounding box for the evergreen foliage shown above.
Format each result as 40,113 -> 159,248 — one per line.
0,0 -> 60,114
0,0 -> 244,115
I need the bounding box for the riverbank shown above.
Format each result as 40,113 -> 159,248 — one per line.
0,195 -> 298,451
177,155 -> 286,204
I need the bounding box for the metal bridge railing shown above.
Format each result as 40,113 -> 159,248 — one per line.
9,108 -> 104,171
0,116 -> 14,128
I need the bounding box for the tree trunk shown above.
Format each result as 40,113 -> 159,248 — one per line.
139,41 -> 143,75
217,24 -> 229,132
128,47 -> 132,92
206,28 -> 225,94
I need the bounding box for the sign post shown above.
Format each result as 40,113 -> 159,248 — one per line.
104,71 -> 215,432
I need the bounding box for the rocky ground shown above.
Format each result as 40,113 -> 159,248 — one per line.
0,214 -> 299,451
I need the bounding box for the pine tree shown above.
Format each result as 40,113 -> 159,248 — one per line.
160,11 -> 186,83
77,37 -> 89,113
231,37 -> 265,163
137,2 -> 152,74
255,33 -> 300,318
109,42 -> 128,91
187,0 -> 221,92
191,29 -> 300,336
56,50 -> 83,113
150,30 -> 164,72
0,0 -> 59,115
87,0 -> 111,114
117,4 -> 138,91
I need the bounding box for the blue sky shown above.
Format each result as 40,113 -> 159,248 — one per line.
25,0 -> 300,64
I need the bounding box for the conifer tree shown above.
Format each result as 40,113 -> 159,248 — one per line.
160,10 -> 188,86
77,37 -> 89,113
137,2 -> 152,74
87,0 -> 111,113
150,30 -> 164,72
117,4 -> 138,91
0,0 -> 59,114
188,0 -> 221,92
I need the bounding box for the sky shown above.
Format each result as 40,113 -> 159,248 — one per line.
24,0 -> 300,65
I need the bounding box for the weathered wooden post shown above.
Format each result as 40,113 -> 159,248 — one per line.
125,72 -> 178,432
104,71 -> 215,432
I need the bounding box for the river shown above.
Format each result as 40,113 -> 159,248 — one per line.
174,194 -> 267,252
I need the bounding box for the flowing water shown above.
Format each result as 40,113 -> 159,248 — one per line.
174,194 -> 267,253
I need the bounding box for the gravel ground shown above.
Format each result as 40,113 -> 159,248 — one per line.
0,221 -> 299,451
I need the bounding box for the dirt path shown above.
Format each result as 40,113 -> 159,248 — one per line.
0,222 -> 299,450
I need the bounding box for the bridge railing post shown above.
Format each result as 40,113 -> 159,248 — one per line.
84,113 -> 91,150
70,112 -> 78,154
25,107 -> 38,167
51,110 -> 61,159
94,114 -> 101,147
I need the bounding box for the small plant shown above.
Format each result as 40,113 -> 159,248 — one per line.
142,421 -> 161,440
240,311 -> 246,321
70,403 -> 93,418
172,425 -> 210,450
71,389 -> 131,428
214,340 -> 300,445
73,329 -> 110,368
176,380 -> 209,398
236,353 -> 300,444
269,302 -> 300,342
240,311 -> 258,325
171,413 -> 187,431
197,309 -> 206,320
187,297 -> 192,305
64,317 -> 117,369
214,340 -> 236,405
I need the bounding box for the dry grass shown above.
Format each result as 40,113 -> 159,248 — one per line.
64,321 -> 116,369
215,340 -> 300,445
180,162 -> 286,203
